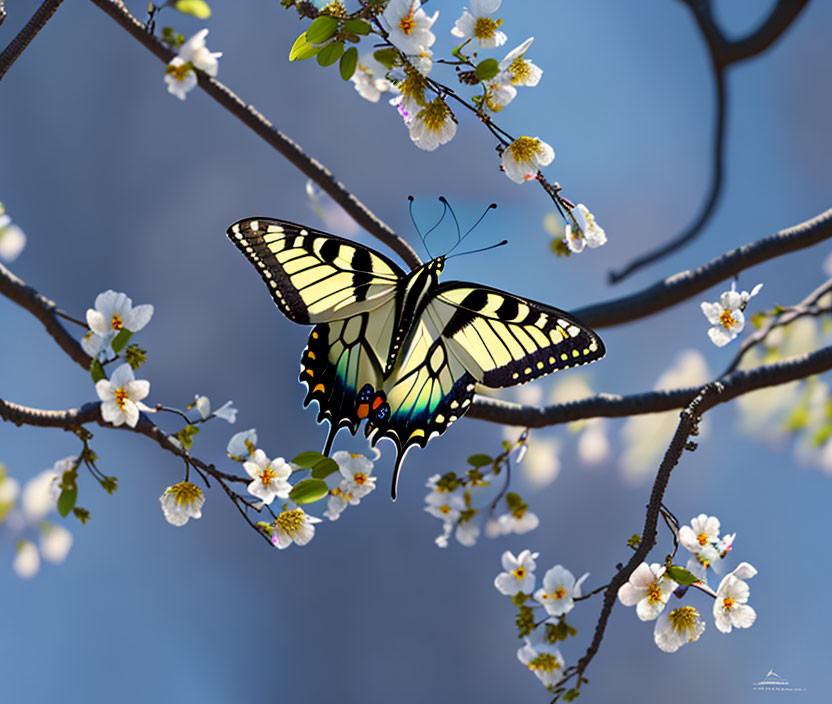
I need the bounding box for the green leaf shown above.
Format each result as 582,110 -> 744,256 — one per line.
343,18 -> 371,35
289,33 -> 321,61
373,48 -> 398,70
174,0 -> 211,19
474,58 -> 500,82
467,453 -> 493,468
291,451 -> 326,469
505,491 -> 523,511
306,15 -> 339,45
57,488 -> 77,518
175,424 -> 200,450
89,358 -> 106,383
340,46 -> 358,80
562,688 -> 581,702
111,328 -> 133,354
317,41 -> 344,67
750,311 -> 768,329
451,45 -> 465,59
665,565 -> 700,586
311,457 -> 339,479
289,478 -> 329,504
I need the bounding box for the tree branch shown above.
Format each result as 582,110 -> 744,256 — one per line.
0,0 -> 65,81
469,345 -> 832,427
87,0 -> 422,270
609,0 -> 809,283
574,207 -> 832,329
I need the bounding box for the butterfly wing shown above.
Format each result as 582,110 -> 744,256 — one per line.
227,218 -> 404,450
366,282 -> 605,497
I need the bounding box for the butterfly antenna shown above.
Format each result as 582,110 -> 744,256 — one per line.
438,196 -> 462,247
409,195 -> 433,259
422,197 -> 452,258
446,239 -> 509,261
446,203 -> 497,255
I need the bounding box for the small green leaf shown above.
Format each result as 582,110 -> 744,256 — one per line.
317,41 -> 344,67
340,46 -> 358,80
750,311 -> 768,329
89,359 -> 106,383
111,328 -> 133,354
73,507 -> 90,524
467,453 -> 493,468
562,688 -> 581,702
474,58 -> 500,82
291,451 -> 326,469
310,457 -> 339,479
343,18 -> 371,35
373,48 -> 398,70
175,424 -> 200,450
289,32 -> 321,61
57,488 -> 77,518
665,565 -> 700,586
451,45 -> 465,59
505,491 -> 523,511
174,0 -> 211,19
306,15 -> 339,45
289,478 -> 329,504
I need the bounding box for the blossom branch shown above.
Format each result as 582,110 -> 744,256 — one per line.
608,0 -> 809,283
469,344 -> 832,428
87,0 -> 423,270
0,0 -> 65,81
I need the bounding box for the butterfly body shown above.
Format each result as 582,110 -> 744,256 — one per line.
228,217 -> 605,498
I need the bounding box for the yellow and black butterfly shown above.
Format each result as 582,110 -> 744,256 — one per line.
227,217 -> 605,498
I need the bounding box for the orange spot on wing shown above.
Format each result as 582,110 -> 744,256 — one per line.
313,384 -> 326,394
357,404 -> 369,419
307,351 -> 316,360
372,396 -> 383,410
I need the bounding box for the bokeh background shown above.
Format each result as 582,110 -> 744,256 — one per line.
1,0 -> 831,702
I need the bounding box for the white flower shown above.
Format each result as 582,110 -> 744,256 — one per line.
497,508 -> 539,535
679,514 -> 721,555
494,549 -> 538,595
411,48 -> 433,76
39,522 -> 73,563
455,518 -> 480,547
271,508 -> 322,549
0,212 -> 26,262
333,451 -> 376,500
323,487 -> 352,521
163,29 -> 221,100
213,400 -> 237,423
179,29 -> 222,76
227,428 -> 258,461
243,450 -> 293,505
564,203 -> 607,253
617,562 -> 677,621
21,462 -> 66,522
13,541 -> 40,579
434,520 -> 453,548
501,136 -> 554,183
483,80 -> 517,112
498,37 -> 542,87
409,98 -> 457,151
194,395 -> 211,419
714,562 -> 757,633
351,54 -> 394,102
96,363 -> 151,428
451,0 -> 506,48
534,565 -> 589,617
424,486 -> 464,523
654,606 -> 706,652
700,282 -> 760,347
381,0 -> 438,55
85,289 -> 153,355
578,418 -> 611,465
517,630 -> 565,688
159,481 -> 205,526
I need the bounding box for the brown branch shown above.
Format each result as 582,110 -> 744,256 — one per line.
609,0 -> 809,283
0,0 -> 65,81
87,0 -> 422,270
469,345 -> 832,427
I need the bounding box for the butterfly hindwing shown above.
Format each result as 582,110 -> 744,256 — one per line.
227,218 -> 405,324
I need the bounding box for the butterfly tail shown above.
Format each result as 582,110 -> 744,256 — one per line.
389,445 -> 414,501
322,422 -> 339,457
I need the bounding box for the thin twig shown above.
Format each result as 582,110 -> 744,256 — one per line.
87,0 -> 422,270
0,0 -> 65,81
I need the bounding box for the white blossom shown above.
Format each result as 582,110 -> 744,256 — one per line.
213,400 -> 237,423
272,508 -> 322,549
701,282 -> 762,347
578,418 -> 611,465
494,549 -> 538,595
194,395 -> 211,419
381,0 -> 438,55
227,428 -> 258,461
496,507 -> 539,535
617,562 -> 677,621
163,29 -> 221,100
83,290 -> 153,358
424,486 -> 464,523
243,450 -> 293,505
39,522 -> 73,563
323,487 -> 352,521
498,37 -> 542,87
654,606 -> 706,652
0,211 -> 26,262
96,363 -> 151,428
517,630 -> 565,688
501,136 -> 554,183
13,541 -> 40,579
534,565 -> 589,617
714,562 -> 757,633
351,54 -> 394,102
483,80 -> 517,112
333,451 -> 376,500
451,0 -> 506,48
409,98 -> 457,151
565,203 -> 607,253
679,513 -> 720,555
164,57 -> 198,100
21,462 -> 66,522
455,518 -> 480,547
159,481 -> 205,526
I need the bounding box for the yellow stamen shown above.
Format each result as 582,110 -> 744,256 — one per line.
509,57 -> 532,84
165,61 -> 193,82
697,532 -> 709,546
111,313 -> 123,331
275,509 -> 305,537
645,580 -> 664,604
170,481 -> 202,506
723,596 -> 735,611
554,587 -> 567,600
114,386 -> 128,410
417,98 -> 451,133
668,605 -> 699,633
508,136 -> 542,164
473,17 -> 500,39
398,6 -> 416,35
719,309 -> 737,328
353,472 -> 367,485
512,566 -> 526,580
259,467 -> 276,486
528,653 -> 561,673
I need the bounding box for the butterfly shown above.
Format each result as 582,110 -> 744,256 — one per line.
227,217 -> 605,498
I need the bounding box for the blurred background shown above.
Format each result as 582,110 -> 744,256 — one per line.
1,0 -> 830,701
